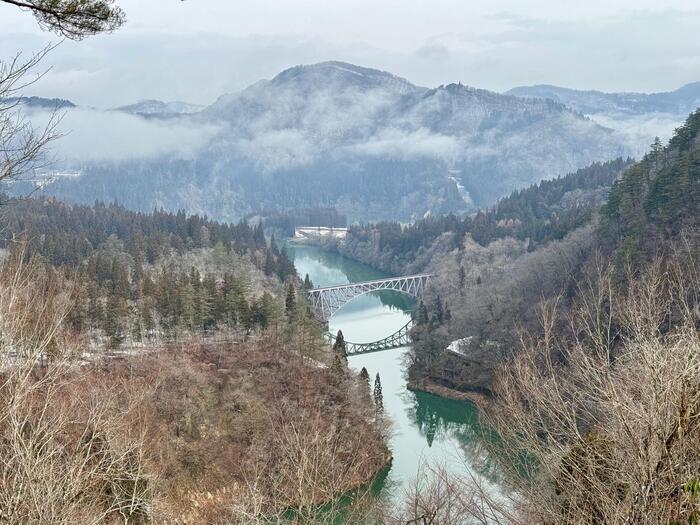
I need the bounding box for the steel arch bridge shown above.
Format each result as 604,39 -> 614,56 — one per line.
307,274 -> 432,323
325,319 -> 413,356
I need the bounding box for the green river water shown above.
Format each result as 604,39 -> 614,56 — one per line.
286,244 -> 493,504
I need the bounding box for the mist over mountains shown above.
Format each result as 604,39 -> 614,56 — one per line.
507,82 -> 700,117
508,82 -> 700,157
20,61 -> 695,222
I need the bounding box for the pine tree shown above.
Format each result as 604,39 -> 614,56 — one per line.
458,266 -> 466,289
303,273 -> 313,290
332,329 -> 347,357
87,282 -> 103,329
359,367 -> 371,401
253,223 -> 266,249
331,354 -> 346,380
111,259 -> 130,299
263,251 -> 276,276
359,367 -> 370,388
416,300 -> 429,325
433,295 -> 444,324
373,373 -> 384,420
141,302 -> 155,338
104,294 -> 129,348
285,283 -> 296,318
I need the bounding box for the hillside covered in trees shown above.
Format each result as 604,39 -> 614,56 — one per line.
0,195 -> 393,522
0,198 -> 299,346
409,112 -> 698,397
317,111 -> 698,400
306,110 -> 700,524
332,157 -> 632,275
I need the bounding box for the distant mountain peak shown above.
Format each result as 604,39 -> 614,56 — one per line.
2,96 -> 76,109
113,99 -> 203,117
507,82 -> 700,116
270,61 -> 418,93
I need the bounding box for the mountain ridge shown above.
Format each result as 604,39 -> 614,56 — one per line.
507,82 -> 700,115
35,60 -> 634,222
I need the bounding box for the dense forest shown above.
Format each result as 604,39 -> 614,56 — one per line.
333,157 -> 633,274
405,112 -> 698,397
0,198 -> 299,346
0,195 -> 392,522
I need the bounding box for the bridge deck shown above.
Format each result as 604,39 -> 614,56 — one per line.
327,319 -> 413,355
309,274 -> 433,293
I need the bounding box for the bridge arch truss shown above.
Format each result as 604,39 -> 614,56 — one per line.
325,319 -> 413,356
307,274 -> 431,322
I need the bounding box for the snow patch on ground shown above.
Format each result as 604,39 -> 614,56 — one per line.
446,337 -> 472,356
448,174 -> 474,206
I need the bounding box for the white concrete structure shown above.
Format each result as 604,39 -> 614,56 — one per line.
294,226 -> 348,240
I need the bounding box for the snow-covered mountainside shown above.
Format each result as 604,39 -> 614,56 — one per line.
114,99 -> 203,117
42,61 -> 632,222
3,96 -> 76,109
507,83 -> 700,116
507,83 -> 700,155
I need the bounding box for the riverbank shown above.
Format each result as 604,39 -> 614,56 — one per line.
287,243 -> 492,506
406,377 -> 489,406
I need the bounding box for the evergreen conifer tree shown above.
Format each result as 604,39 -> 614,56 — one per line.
285,283 -> 296,318
373,373 -> 384,419
417,300 -> 429,325
332,329 -> 347,357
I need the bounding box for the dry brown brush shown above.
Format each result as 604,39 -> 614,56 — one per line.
0,251 -> 154,524
486,251 -> 700,524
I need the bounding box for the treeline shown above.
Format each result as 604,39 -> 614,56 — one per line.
0,198 -> 300,346
409,109 -> 700,396
342,158 -> 632,273
600,112 -> 700,260
0,198 -> 291,272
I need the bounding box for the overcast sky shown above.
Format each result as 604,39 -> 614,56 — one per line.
1,0 -> 699,107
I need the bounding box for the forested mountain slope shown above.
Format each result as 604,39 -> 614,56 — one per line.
332,157 -> 632,275
317,110 -> 698,397
36,61 -> 631,222
508,82 -> 700,116
407,109 -> 699,396
476,110 -> 700,525
0,198 -> 297,346
0,197 -> 389,521
508,82 -> 700,156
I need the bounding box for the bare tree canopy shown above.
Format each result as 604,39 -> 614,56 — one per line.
0,0 -> 125,39
0,47 -> 61,184
0,1 -> 125,184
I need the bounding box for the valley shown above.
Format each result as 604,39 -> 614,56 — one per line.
0,1 -> 699,523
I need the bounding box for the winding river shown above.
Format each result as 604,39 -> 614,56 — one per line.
286,244 -> 491,504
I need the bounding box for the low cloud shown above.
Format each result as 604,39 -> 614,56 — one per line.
233,129 -> 316,172
26,107 -> 221,162
349,127 -> 460,161
588,112 -> 684,157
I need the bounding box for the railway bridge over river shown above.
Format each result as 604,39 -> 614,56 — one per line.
307,274 -> 432,355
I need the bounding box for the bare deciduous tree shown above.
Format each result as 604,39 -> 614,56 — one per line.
0,250 -> 154,524
485,251 -> 700,524
0,0 -> 125,187
0,47 -> 63,185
